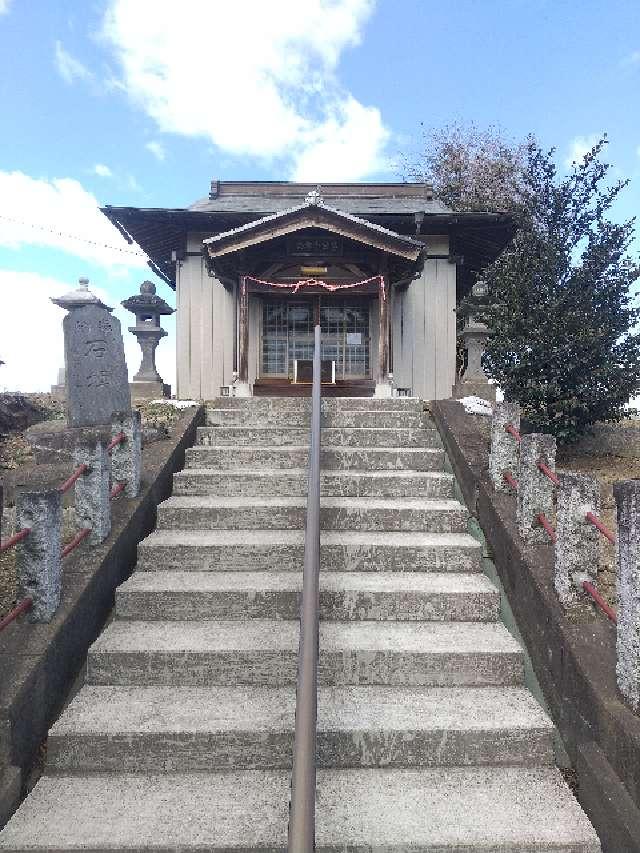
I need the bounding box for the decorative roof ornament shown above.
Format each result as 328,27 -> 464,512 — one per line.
51,277 -> 111,312
305,185 -> 324,206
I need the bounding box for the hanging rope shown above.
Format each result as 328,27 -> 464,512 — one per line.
244,274 -> 385,298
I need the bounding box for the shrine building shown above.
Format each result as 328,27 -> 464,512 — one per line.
101,181 -> 515,399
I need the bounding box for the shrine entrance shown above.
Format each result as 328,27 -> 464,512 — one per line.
261,296 -> 371,381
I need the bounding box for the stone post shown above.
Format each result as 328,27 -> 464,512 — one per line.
489,402 -> 520,492
15,487 -> 62,622
614,479 -> 640,709
73,440 -> 111,545
554,472 -> 600,607
518,433 -> 557,544
111,410 -> 142,498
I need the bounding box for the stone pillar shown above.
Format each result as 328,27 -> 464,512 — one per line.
489,402 -> 520,492
15,487 -> 62,623
614,480 -> 640,709
236,276 -> 251,397
111,410 -> 142,499
73,440 -> 111,545
518,433 -> 556,544
375,275 -> 392,398
554,472 -> 600,607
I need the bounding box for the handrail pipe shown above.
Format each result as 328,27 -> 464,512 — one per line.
288,323 -> 321,852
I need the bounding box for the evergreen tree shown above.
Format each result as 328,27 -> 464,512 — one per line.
479,137 -> 640,443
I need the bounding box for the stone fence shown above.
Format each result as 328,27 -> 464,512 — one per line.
0,410 -> 141,627
489,401 -> 640,710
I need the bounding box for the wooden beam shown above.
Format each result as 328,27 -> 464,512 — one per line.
378,274 -> 389,383
238,276 -> 249,383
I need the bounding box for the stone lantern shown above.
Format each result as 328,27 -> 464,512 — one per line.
452,279 -> 496,402
122,280 -> 174,399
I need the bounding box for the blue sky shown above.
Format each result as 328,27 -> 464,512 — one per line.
0,0 -> 638,391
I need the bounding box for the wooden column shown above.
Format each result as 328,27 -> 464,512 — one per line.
238,276 -> 249,384
378,274 -> 389,383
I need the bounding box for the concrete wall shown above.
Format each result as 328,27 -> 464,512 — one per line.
392,237 -> 457,400
177,232 -> 457,400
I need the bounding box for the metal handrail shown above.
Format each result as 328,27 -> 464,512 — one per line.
288,323 -> 321,852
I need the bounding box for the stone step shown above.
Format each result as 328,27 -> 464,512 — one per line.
172,469 -> 455,499
0,768 -> 600,851
87,620 -> 524,687
185,444 -> 445,471
47,685 -> 554,773
136,530 -> 483,573
208,396 -> 424,411
156,496 -> 468,533
197,426 -> 441,449
206,409 -> 429,429
116,571 -> 499,622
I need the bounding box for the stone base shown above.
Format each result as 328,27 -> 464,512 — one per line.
452,380 -> 497,403
25,422 -> 111,466
233,383 -> 252,398
130,381 -> 171,400
374,382 -> 393,399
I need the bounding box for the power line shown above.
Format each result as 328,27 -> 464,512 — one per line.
0,213 -> 147,258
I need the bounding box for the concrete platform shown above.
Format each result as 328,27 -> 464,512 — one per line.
172,468 -> 455,499
185,444 -> 446,471
115,570 -> 500,622
0,768 -> 600,851
136,529 -> 483,573
86,619 -> 524,687
205,408 -> 430,429
47,685 -> 554,772
156,496 -> 468,532
197,425 -> 442,448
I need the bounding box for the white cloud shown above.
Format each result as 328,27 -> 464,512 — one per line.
93,163 -> 113,178
292,96 -> 389,181
145,141 -> 165,161
102,0 -> 388,180
0,272 -> 68,391
623,50 -> 640,66
54,40 -> 93,84
0,0 -> 11,15
565,134 -> 602,167
0,169 -> 147,269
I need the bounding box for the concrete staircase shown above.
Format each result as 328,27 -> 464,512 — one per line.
0,397 -> 601,851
